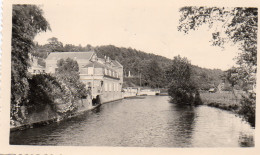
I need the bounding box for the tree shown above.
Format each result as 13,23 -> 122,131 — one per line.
178,7 -> 257,126
178,7 -> 257,84
166,56 -> 200,105
55,58 -> 88,111
142,60 -> 165,88
47,37 -> 64,52
225,67 -> 240,97
27,74 -> 63,114
238,92 -> 256,127
22,59 -> 87,124
11,5 -> 50,120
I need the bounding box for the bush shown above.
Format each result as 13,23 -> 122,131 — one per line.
166,56 -> 201,105
168,81 -> 201,105
27,74 -> 63,113
238,92 -> 256,127
24,58 -> 88,117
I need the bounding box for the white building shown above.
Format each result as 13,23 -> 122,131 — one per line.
45,51 -> 123,103
28,55 -> 46,74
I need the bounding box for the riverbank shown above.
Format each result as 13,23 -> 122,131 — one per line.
10,95 -> 126,132
10,101 -> 100,132
10,96 -> 254,147
200,91 -> 241,112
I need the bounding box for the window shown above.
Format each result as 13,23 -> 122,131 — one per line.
104,83 -> 108,91
88,67 -> 94,75
113,83 -> 115,92
109,83 -> 112,91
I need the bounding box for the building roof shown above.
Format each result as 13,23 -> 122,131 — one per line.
111,60 -> 123,68
46,51 -> 95,61
83,61 -> 116,72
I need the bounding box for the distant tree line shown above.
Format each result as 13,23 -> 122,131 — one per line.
34,38 -> 224,90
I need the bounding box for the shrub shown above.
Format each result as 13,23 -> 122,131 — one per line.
238,92 -> 256,127
23,58 -> 88,118
27,74 -> 63,113
166,56 -> 201,105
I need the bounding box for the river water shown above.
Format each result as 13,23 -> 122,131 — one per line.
10,96 -> 254,147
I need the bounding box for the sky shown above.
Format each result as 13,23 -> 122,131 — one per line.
34,0 -> 241,70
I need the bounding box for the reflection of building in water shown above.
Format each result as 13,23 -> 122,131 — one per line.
45,51 -> 123,103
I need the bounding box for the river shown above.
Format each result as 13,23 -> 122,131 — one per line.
10,96 -> 254,147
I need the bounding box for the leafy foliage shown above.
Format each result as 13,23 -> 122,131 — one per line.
35,43 -> 224,89
238,92 -> 256,127
140,60 -> 166,88
27,74 -> 63,113
178,7 -> 257,82
46,37 -> 64,52
26,58 -> 88,115
178,7 -> 257,126
191,66 -> 223,90
225,67 -> 240,88
11,5 -> 50,120
55,58 -> 88,101
166,56 -> 201,105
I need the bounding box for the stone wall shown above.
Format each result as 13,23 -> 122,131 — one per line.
100,91 -> 123,103
11,97 -> 93,130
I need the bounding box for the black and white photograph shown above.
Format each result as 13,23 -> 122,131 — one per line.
0,0 -> 259,154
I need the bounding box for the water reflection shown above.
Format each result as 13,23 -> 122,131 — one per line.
239,133 -> 254,147
166,105 -> 196,147
10,96 -> 254,147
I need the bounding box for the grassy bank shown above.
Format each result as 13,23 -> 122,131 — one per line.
200,91 -> 242,112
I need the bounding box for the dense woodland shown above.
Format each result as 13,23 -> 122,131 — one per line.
33,39 -> 224,90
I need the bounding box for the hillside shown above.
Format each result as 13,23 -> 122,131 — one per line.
94,45 -> 224,89
34,43 -> 224,90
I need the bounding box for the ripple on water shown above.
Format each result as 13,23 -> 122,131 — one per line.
10,96 -> 254,147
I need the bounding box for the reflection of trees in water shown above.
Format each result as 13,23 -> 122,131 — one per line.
239,132 -> 254,147
91,105 -> 101,113
10,121 -> 62,145
10,106 -> 104,145
168,104 -> 196,147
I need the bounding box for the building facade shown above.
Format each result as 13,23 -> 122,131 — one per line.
28,55 -> 46,74
45,51 -> 123,103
